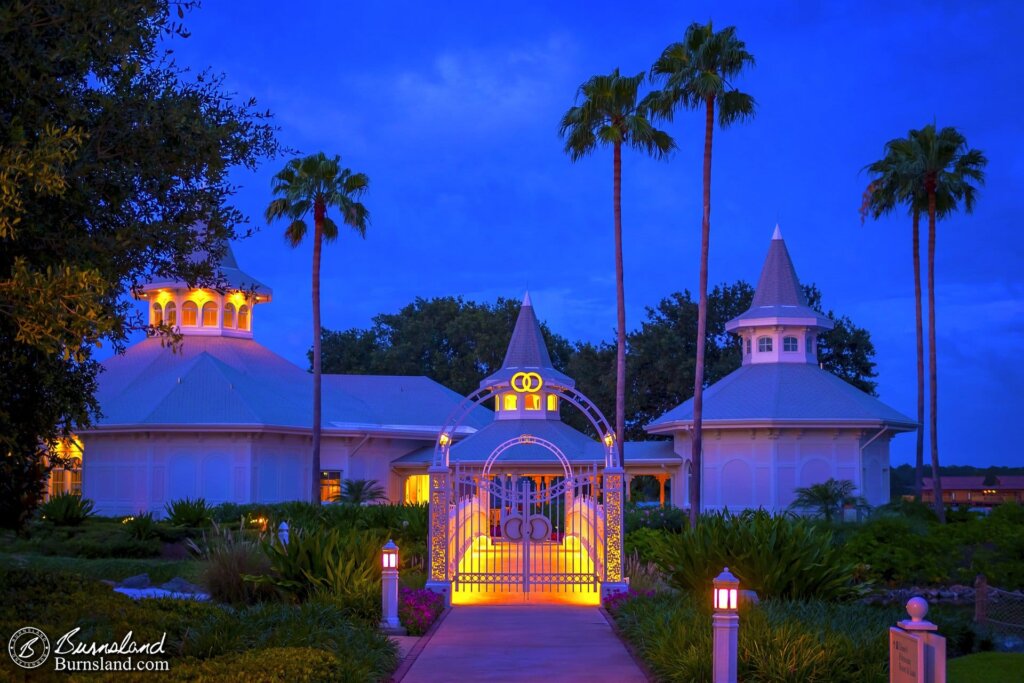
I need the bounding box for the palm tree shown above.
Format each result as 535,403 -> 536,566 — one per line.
338,478 -> 387,505
265,153 -> 370,505
559,69 -> 675,468
789,478 -> 868,523
863,126 -> 985,523
644,22 -> 755,529
863,142 -> 927,502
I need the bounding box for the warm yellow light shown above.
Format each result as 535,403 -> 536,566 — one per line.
546,394 -> 558,411
510,371 -> 543,393
603,433 -> 615,448
712,567 -> 740,612
439,433 -> 451,447
121,516 -> 135,524
503,394 -> 518,410
525,393 -> 541,410
382,540 -> 399,569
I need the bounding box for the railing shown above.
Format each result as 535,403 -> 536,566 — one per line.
565,494 -> 605,578
976,574 -> 1024,633
448,495 -> 487,576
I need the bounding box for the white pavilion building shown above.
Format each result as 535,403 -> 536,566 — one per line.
647,227 -> 916,510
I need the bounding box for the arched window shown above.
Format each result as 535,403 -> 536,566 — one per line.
783,336 -> 798,352
237,305 -> 250,331
223,303 -> 236,329
503,394 -> 517,411
165,301 -> 177,326
182,301 -> 198,326
201,301 -> 218,327
546,394 -> 558,411
757,336 -> 773,352
151,303 -> 163,326
525,394 -> 541,410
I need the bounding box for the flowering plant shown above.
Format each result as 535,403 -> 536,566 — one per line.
603,588 -> 654,615
398,586 -> 445,635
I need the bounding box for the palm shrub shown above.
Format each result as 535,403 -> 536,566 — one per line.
790,478 -> 869,522
38,492 -> 94,526
123,511 -> 157,540
165,497 -> 212,527
652,510 -> 865,600
337,478 -> 387,504
248,526 -> 387,608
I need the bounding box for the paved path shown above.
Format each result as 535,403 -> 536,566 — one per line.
399,605 -> 646,682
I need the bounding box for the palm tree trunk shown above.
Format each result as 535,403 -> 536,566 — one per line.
927,190 -> 944,522
311,207 -> 324,505
689,96 -> 714,530
613,141 -> 626,468
912,209 -> 925,501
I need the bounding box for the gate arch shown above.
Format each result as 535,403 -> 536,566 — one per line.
426,379 -> 626,604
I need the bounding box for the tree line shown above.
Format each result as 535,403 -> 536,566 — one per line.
314,285 -> 877,441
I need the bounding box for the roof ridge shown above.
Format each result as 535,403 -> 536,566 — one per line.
139,352 -> 263,424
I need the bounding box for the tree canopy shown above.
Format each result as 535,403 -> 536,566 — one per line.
318,284 -> 877,440
0,0 -> 278,527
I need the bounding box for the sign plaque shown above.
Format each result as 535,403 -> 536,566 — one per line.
890,627 -> 924,683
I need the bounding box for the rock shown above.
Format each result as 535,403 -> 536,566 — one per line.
160,577 -> 202,594
120,573 -> 150,589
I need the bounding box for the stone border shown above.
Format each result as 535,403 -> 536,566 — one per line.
599,606 -> 658,683
388,606 -> 452,682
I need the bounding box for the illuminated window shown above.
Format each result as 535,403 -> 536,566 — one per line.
152,303 -> 163,326
404,475 -> 429,503
224,303 -> 236,328
320,470 -> 342,502
182,301 -> 198,326
201,301 -> 218,326
238,305 -> 250,330
757,336 -> 773,352
503,394 -> 518,410
783,336 -> 798,352
547,394 -> 558,411
525,393 -> 541,410
165,302 -> 177,326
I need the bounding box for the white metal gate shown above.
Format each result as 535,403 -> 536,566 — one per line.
448,437 -> 606,596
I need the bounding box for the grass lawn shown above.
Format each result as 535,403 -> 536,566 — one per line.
949,652 -> 1024,683
0,552 -> 201,583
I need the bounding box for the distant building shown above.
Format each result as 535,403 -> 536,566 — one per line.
922,476 -> 1024,508
646,227 -> 916,511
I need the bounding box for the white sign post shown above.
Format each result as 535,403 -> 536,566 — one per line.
890,597 -> 946,683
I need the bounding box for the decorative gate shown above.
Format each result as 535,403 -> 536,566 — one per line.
448,436 -> 606,596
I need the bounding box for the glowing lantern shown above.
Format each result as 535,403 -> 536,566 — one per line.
439,433 -> 451,447
713,567 -> 739,611
603,433 -> 615,448
382,540 -> 399,569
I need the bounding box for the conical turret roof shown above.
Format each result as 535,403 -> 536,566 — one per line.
726,226 -> 831,331
480,293 -> 574,389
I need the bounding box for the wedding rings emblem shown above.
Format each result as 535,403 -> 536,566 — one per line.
510,371 -> 543,393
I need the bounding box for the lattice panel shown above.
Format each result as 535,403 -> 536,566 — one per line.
429,471 -> 449,582
603,472 -> 623,583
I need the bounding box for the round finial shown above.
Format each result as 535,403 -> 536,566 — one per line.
906,596 -> 929,622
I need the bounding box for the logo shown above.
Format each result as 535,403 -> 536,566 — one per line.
8,627 -> 50,669
510,371 -> 543,393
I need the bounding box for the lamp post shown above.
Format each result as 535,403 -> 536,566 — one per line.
712,567 -> 740,683
381,540 -> 405,633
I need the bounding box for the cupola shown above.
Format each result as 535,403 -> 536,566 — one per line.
135,241 -> 272,339
480,293 -> 572,421
725,225 -> 833,365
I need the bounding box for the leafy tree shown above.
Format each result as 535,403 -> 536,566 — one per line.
645,21 -> 756,528
338,479 -> 387,505
0,0 -> 277,529
789,478 -> 868,523
559,68 -> 674,466
266,152 -> 370,505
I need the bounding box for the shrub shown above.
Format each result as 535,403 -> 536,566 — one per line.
168,647 -> 349,683
181,601 -> 397,679
165,497 -> 212,527
625,527 -> 665,563
186,522 -> 276,605
840,515 -> 954,585
248,526 -> 387,607
653,510 -> 864,601
38,492 -> 94,526
625,503 -> 687,533
398,586 -> 444,635
611,592 -> 897,682
123,511 -> 158,540
624,552 -> 665,594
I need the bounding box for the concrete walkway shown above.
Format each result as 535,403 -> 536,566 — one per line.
399,605 -> 647,682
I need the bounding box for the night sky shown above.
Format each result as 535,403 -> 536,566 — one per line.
121,1 -> 1023,467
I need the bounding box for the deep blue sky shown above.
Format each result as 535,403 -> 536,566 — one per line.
133,1 -> 1022,467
